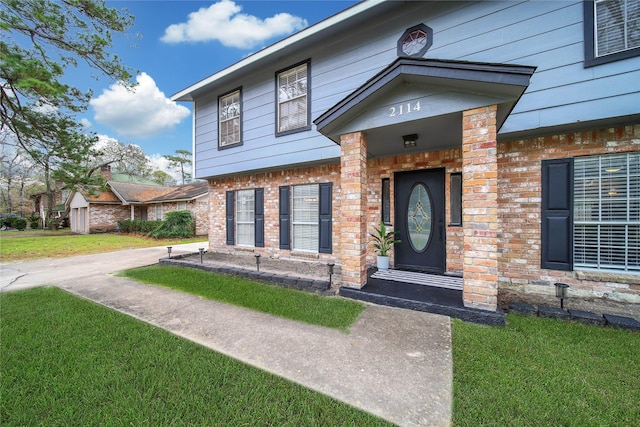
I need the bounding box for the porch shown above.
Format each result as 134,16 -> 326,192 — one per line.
340,269 -> 505,325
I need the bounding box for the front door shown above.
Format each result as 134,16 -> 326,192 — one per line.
394,168 -> 445,273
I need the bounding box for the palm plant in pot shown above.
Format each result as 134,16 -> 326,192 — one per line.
370,220 -> 401,271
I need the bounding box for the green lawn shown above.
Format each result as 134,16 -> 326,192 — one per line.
120,265 -> 365,331
0,287 -> 389,426
452,314 -> 640,426
0,232 -> 206,261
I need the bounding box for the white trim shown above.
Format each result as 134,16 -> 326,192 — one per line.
171,0 -> 386,102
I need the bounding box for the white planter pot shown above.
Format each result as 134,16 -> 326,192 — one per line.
376,255 -> 390,271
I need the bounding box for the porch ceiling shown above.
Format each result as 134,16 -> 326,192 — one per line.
314,58 -> 536,158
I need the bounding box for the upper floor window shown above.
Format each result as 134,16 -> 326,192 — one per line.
218,88 -> 242,149
276,61 -> 310,135
584,0 -> 640,66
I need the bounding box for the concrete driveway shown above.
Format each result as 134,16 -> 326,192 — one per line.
1,243 -> 453,426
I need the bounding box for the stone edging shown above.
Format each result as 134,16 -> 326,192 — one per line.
508,302 -> 640,331
159,256 -> 334,295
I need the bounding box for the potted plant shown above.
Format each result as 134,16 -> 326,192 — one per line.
370,220 -> 401,271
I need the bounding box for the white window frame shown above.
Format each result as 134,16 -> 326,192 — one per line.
236,189 -> 255,247
292,184 -> 319,252
276,62 -> 309,135
594,0 -> 640,57
177,201 -> 187,211
574,152 -> 640,273
218,88 -> 241,149
156,203 -> 163,221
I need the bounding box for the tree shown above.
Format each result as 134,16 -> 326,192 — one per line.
1,0 -> 136,224
151,170 -> 176,186
164,149 -> 192,185
0,139 -> 37,215
90,138 -> 152,178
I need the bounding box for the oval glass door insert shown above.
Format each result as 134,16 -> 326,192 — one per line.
407,183 -> 432,252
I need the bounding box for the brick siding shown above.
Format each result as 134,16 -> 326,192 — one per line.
203,122 -> 640,312
89,204 -> 130,233
497,124 -> 640,307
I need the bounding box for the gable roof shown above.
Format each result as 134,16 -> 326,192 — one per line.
171,0 -> 390,101
81,181 -> 208,205
314,57 -> 536,150
147,181 -> 208,203
108,181 -> 173,204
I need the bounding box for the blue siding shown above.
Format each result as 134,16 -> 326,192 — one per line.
191,0 -> 640,179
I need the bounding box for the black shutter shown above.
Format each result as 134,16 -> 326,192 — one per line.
279,186 -> 290,249
226,190 -> 234,246
255,188 -> 264,247
319,182 -> 332,254
541,158 -> 573,270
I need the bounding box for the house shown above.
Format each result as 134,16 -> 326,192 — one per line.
172,0 -> 639,316
69,165 -> 209,235
31,182 -> 71,225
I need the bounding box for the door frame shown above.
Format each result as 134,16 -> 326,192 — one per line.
393,168 -> 446,274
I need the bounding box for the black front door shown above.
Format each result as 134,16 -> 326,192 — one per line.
394,168 -> 445,273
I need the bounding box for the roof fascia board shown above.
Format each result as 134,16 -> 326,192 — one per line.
171,0 -> 387,102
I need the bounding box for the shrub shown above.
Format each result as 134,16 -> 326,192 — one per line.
30,220 -> 40,229
13,218 -> 27,231
117,219 -> 162,235
149,211 -> 195,239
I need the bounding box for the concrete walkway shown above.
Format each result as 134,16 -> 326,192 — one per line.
1,243 -> 453,426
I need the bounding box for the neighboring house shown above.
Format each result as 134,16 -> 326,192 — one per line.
172,0 -> 639,314
69,166 -> 209,235
31,183 -> 71,224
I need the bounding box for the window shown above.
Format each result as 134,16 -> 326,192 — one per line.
276,61 -> 310,135
382,178 -> 391,224
236,189 -> 255,246
156,203 -> 163,221
574,153 -> 639,273
218,88 -> 241,148
279,183 -> 332,253
292,184 -> 319,252
541,153 -> 640,273
584,0 -> 640,66
450,173 -> 462,226
226,189 -> 264,247
177,201 -> 187,211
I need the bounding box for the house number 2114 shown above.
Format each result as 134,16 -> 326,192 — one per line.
389,101 -> 421,117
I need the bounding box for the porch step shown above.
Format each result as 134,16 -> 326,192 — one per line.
371,269 -> 463,291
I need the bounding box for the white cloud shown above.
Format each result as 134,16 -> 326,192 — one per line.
79,118 -> 92,130
161,0 -> 307,49
90,73 -> 190,139
148,153 -> 183,183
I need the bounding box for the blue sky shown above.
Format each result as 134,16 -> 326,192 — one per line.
73,0 -> 357,169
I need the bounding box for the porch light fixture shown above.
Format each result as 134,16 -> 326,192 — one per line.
167,246 -> 172,259
554,282 -> 569,309
403,134 -> 418,148
199,248 -> 206,263
327,263 -> 335,286
255,254 -> 261,272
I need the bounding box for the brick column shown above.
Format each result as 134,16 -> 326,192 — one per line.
462,105 -> 499,311
340,132 -> 368,288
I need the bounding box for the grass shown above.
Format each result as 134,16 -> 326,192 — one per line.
0,232 -> 206,261
120,265 -> 365,331
452,314 -> 640,426
0,287 -> 390,426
